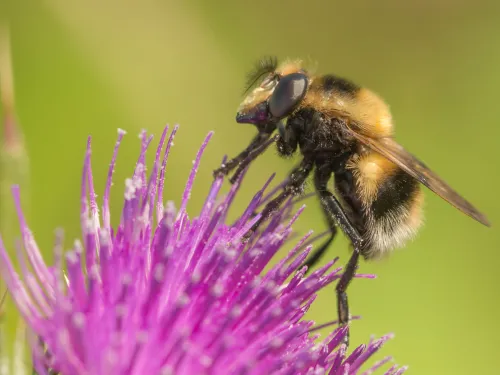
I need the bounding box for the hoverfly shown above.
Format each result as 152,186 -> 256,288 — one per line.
214,57 -> 490,344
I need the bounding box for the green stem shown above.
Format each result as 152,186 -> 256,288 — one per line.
0,23 -> 30,244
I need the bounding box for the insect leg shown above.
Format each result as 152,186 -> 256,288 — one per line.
243,158 -> 314,240
229,134 -> 279,184
302,222 -> 337,273
213,131 -> 272,178
335,250 -> 360,345
314,162 -> 363,346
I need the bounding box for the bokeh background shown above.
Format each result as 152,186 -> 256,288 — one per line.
1,0 -> 500,373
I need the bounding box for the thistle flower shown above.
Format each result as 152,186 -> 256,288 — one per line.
0,126 -> 407,375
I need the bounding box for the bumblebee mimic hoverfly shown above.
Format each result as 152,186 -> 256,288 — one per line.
214,57 -> 490,345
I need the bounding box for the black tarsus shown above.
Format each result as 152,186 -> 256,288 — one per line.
335,250 -> 360,344
229,134 -> 279,184
213,131 -> 273,179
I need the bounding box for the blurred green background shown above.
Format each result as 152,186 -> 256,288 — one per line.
1,0 -> 500,373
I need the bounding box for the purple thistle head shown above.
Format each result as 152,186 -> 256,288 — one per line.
0,126 -> 407,375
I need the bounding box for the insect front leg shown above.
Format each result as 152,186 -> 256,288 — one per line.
213,131 -> 273,180
314,162 -> 363,347
228,134 -> 279,184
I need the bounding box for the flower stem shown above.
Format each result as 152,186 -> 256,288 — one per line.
0,22 -> 29,244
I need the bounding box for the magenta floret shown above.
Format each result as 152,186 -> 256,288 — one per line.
0,126 -> 406,375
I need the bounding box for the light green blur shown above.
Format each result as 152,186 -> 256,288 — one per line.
1,1 -> 499,373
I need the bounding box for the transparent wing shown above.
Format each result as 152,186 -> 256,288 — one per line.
344,126 -> 490,227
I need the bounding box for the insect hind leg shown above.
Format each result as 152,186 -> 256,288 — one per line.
314,161 -> 364,346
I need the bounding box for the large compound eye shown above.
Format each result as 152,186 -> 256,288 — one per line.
268,72 -> 308,118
